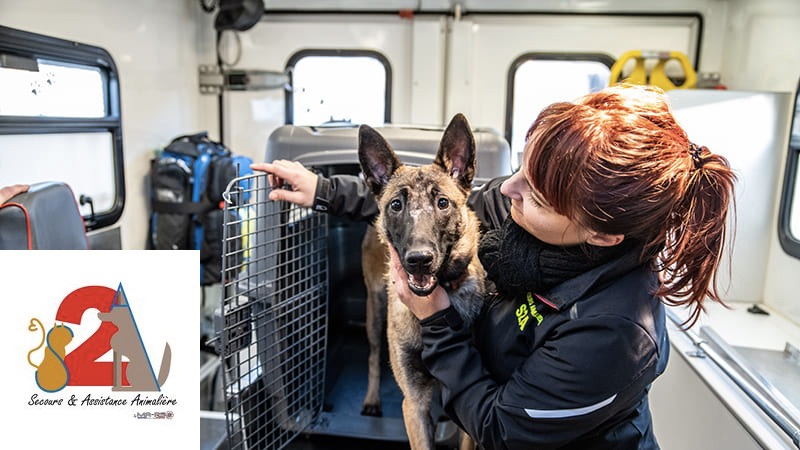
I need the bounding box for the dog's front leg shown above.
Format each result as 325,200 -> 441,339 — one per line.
401,380 -> 435,450
388,316 -> 436,450
459,430 -> 477,450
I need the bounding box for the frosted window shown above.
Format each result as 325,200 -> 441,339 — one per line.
0,133 -> 115,215
0,26 -> 122,229
0,60 -> 105,118
291,55 -> 387,126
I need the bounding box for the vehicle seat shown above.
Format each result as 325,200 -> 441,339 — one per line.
0,181 -> 90,249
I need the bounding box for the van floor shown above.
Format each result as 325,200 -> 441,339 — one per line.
284,324 -> 458,450
204,324 -> 461,450
323,324 -> 403,416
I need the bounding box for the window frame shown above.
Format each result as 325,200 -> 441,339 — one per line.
503,52 -> 616,148
777,76 -> 800,258
0,25 -> 124,230
284,48 -> 393,125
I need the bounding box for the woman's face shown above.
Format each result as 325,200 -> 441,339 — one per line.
500,161 -> 592,246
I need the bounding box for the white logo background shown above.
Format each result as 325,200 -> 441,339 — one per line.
0,250 -> 200,449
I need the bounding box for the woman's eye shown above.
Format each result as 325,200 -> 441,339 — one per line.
390,199 -> 402,211
437,198 -> 449,210
528,192 -> 543,208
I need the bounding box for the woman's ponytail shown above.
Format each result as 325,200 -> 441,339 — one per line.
656,144 -> 737,327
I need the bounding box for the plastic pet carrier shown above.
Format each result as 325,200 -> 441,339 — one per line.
218,122 -> 511,449
218,173 -> 328,450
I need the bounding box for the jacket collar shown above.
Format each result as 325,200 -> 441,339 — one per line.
537,245 -> 645,311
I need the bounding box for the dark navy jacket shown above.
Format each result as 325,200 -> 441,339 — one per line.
314,174 -> 669,450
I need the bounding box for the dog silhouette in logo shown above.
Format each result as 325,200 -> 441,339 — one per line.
28,318 -> 73,392
97,286 -> 171,391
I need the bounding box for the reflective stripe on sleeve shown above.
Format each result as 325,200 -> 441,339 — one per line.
524,394 -> 616,419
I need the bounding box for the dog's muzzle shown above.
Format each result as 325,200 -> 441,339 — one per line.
404,249 -> 438,296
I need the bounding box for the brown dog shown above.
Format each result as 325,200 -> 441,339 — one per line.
358,114 -> 485,450
97,288 -> 171,391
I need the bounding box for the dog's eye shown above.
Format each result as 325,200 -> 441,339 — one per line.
390,199 -> 402,211
437,198 -> 449,210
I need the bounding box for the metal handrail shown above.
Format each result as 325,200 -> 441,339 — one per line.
666,309 -> 800,448
700,326 -> 800,428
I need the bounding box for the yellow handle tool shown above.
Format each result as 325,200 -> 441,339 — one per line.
609,50 -> 697,90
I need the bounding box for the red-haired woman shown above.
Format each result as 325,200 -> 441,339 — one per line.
252,84 -> 736,449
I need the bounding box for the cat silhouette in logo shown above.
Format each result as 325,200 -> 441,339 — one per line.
27,318 -> 73,392
97,287 -> 171,391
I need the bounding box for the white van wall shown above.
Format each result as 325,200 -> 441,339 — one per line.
1,0 -> 799,303
223,13 -> 418,162
444,13 -> 701,149
667,90 -> 796,321
723,0 -> 800,93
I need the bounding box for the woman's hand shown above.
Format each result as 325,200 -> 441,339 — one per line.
0,184 -> 30,204
388,245 -> 451,320
250,160 -> 318,208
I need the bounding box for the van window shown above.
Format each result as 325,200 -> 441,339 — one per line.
778,77 -> 800,258
506,54 -> 613,168
0,60 -> 106,117
285,49 -> 391,126
0,26 -> 123,230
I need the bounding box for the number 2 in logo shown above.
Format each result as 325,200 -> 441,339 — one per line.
28,284 -> 171,391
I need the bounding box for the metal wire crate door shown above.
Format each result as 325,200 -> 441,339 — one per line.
219,173 -> 328,450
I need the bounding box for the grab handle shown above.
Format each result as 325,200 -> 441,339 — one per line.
609,50 -> 697,90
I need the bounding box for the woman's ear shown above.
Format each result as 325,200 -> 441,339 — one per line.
586,231 -> 625,247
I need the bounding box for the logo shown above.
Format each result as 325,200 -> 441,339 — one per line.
517,292 -> 544,331
27,283 -> 172,396
5,250 -> 197,447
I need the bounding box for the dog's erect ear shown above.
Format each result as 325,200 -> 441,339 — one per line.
358,124 -> 402,197
434,113 -> 476,191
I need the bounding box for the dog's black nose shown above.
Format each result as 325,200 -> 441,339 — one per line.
405,250 -> 434,273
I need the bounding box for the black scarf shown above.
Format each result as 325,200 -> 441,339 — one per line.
478,217 -> 633,298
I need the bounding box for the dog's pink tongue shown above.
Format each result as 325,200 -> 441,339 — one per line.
409,273 -> 435,290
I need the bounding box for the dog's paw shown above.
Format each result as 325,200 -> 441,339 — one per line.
361,404 -> 383,417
